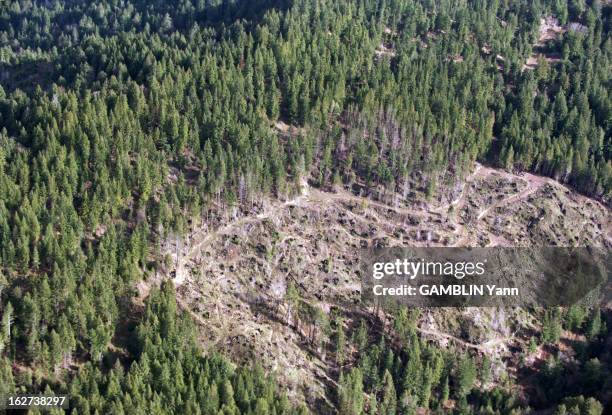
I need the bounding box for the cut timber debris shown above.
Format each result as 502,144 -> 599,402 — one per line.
375,42 -> 396,59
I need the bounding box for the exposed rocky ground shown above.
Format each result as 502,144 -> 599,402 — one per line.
523,15 -> 587,70
147,164 -> 610,409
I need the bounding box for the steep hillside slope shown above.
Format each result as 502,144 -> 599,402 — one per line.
147,164 -> 610,409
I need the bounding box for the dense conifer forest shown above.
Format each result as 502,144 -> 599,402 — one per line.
0,0 -> 610,413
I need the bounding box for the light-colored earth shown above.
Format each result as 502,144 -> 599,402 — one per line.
522,15 -> 586,70
138,163 -> 610,408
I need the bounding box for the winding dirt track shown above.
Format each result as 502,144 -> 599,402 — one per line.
174,193 -> 309,287
168,163 -> 606,288
139,162 -> 610,405
476,170 -> 552,221
433,163 -> 485,213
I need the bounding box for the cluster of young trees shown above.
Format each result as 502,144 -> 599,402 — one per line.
2,282 -> 304,414
332,304 -> 609,415
535,306 -> 610,411
540,305 -> 605,346
494,8 -> 611,197
0,0 -> 610,412
335,309 -> 522,415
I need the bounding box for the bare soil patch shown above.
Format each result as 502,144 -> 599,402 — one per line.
147,165 -> 610,406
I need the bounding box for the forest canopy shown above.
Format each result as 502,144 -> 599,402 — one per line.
0,0 -> 610,413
